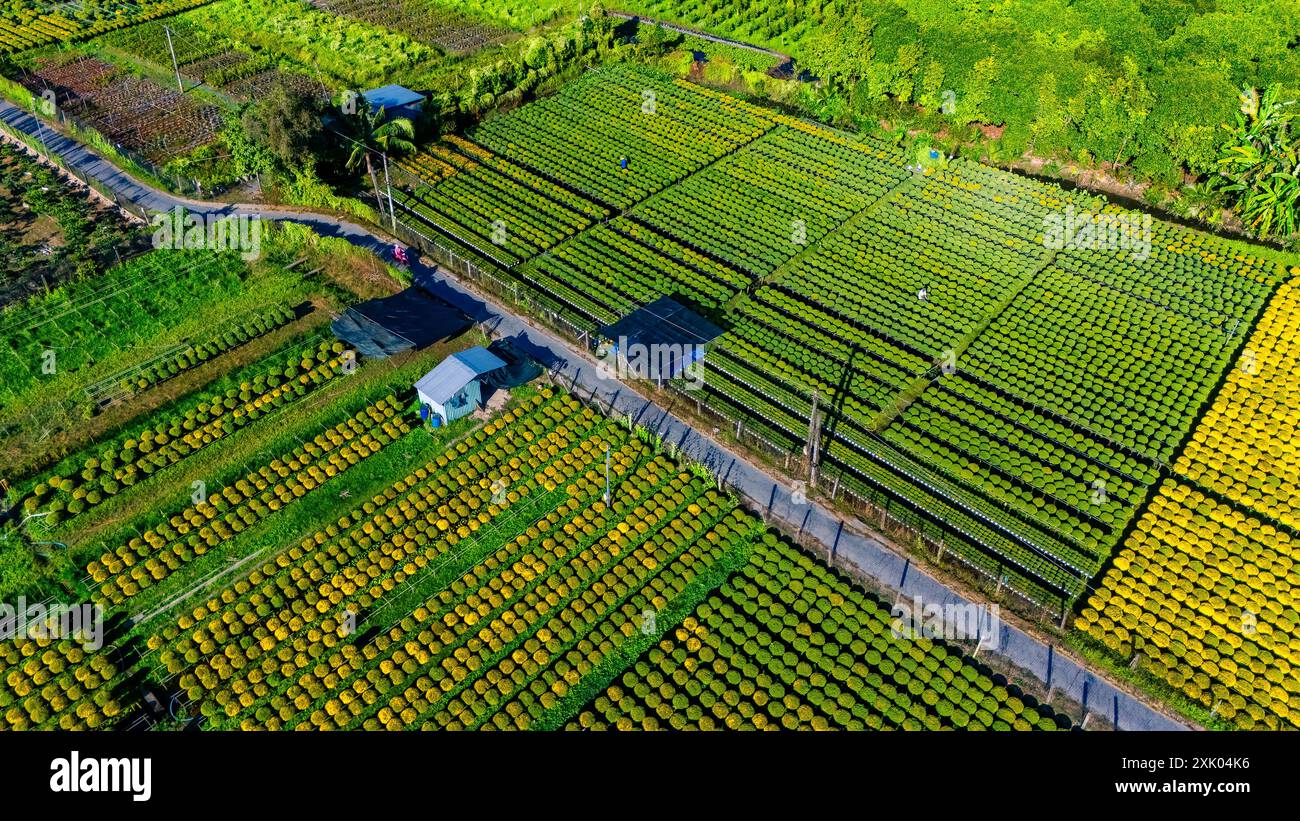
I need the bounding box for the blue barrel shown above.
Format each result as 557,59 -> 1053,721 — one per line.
430,416 -> 443,428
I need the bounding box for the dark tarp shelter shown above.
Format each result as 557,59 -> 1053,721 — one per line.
598,296 -> 723,381
332,287 -> 470,358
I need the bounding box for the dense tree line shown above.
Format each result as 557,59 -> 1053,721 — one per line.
624,0 -> 1300,241
226,10 -> 620,209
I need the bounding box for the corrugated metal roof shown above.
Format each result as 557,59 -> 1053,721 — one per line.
452,346 -> 509,375
414,347 -> 507,405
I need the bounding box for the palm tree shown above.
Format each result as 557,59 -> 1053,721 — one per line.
341,100 -> 416,220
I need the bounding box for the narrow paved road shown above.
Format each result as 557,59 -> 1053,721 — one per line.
608,11 -> 805,79
609,11 -> 789,59
0,98 -> 1187,731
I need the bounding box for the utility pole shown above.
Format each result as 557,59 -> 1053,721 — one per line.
382,152 -> 396,230
28,100 -> 48,161
806,390 -> 822,488
163,25 -> 184,93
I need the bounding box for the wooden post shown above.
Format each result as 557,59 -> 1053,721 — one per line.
163,25 -> 184,93
806,390 -> 820,460
807,391 -> 823,489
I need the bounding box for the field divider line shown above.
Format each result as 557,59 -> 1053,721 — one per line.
725,160 -> 921,311
363,487 -> 566,637
866,244 -> 1060,435
419,465 -> 706,731
131,538 -> 271,627
435,138 -> 609,221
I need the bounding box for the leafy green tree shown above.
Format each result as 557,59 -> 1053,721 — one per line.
1027,74 -> 1069,156
222,112 -> 277,178
956,56 -> 999,127
241,85 -> 327,172
1110,57 -> 1153,168
914,60 -> 946,112
888,43 -> 924,103
1137,63 -> 1237,184
524,37 -> 555,72
1215,84 -> 1299,241
799,15 -> 877,92
1069,57 -> 1152,167
636,22 -> 673,58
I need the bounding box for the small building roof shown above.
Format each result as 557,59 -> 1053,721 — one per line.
414,347 -> 507,405
363,84 -> 426,112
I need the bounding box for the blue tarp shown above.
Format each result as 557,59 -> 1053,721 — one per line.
363,85 -> 426,113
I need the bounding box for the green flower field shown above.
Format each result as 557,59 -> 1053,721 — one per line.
392,65 -> 1290,614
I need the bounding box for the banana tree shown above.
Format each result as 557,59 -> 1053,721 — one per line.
1215,84 -> 1299,241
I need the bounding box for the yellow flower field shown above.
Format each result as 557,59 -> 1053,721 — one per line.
1177,280 -> 1300,529
1078,481 -> 1300,729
